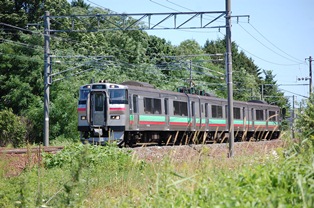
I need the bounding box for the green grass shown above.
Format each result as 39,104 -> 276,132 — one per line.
0,138 -> 313,207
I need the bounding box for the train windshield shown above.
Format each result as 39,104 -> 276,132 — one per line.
79,89 -> 90,100
109,89 -> 128,104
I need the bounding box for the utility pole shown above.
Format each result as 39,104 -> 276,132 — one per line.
305,56 -> 312,95
189,60 -> 193,87
225,0 -> 234,157
44,11 -> 50,146
291,95 -> 295,139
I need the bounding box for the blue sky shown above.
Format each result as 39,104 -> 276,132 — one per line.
84,0 -> 314,103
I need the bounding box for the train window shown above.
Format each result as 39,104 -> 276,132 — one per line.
95,94 -> 103,111
129,95 -> 132,112
269,111 -> 277,121
154,99 -> 161,114
191,102 -> 195,116
173,101 -> 188,116
205,103 -> 208,117
234,107 -> 241,119
164,98 -> 169,115
256,109 -> 264,120
109,89 -> 128,104
133,95 -> 138,113
144,98 -> 161,114
79,89 -> 90,100
212,105 -> 223,118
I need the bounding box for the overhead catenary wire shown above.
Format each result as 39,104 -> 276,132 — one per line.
248,23 -> 304,63
238,23 -> 303,64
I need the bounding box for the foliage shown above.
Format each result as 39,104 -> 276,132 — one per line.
0,108 -> 27,147
296,93 -> 314,143
1,140 -> 314,207
0,1 -> 289,145
43,143 -> 131,169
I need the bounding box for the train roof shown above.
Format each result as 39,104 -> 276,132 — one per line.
81,80 -> 280,108
121,81 -> 155,88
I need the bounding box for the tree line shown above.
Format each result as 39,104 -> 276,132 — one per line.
0,0 -> 299,146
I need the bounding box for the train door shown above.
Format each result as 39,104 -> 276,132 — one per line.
242,107 -> 247,130
90,91 -> 108,127
205,103 -> 209,129
251,108 -> 255,130
191,101 -> 196,130
164,98 -> 169,129
132,94 -> 139,129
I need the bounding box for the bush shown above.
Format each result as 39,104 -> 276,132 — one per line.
296,93 -> 314,147
0,108 -> 27,147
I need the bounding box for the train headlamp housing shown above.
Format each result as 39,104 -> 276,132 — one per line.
81,116 -> 86,120
111,115 -> 120,120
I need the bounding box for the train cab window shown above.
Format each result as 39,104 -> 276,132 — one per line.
164,98 -> 169,115
133,95 -> 138,113
173,101 -> 188,116
205,103 -> 208,117
109,89 -> 128,104
144,98 -> 161,114
79,89 -> 90,101
256,109 -> 264,120
212,105 -> 223,118
269,111 -> 277,121
234,107 -> 241,119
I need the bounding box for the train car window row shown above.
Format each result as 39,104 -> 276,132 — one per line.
129,94 -> 276,122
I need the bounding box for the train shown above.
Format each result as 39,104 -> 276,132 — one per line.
77,80 -> 284,147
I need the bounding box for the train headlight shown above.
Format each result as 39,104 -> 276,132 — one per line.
111,115 -> 120,120
81,116 -> 86,120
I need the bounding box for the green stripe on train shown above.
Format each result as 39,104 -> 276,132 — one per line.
139,115 -> 166,122
209,119 -> 226,124
170,117 -> 192,123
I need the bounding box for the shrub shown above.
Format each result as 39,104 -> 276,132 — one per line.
0,108 -> 27,147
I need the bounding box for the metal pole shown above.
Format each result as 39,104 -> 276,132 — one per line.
44,11 -> 50,146
291,95 -> 295,139
226,0 -> 234,157
189,60 -> 192,88
309,56 -> 312,95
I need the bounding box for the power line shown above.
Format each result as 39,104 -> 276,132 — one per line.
248,23 -> 303,63
237,45 -> 302,66
278,87 -> 308,99
238,23 -> 303,64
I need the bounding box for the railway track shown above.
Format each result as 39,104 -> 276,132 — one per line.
0,146 -> 64,154
0,138 -> 285,155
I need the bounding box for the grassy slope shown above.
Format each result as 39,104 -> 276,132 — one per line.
0,138 -> 313,207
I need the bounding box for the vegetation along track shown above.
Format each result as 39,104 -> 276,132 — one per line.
0,139 -> 287,177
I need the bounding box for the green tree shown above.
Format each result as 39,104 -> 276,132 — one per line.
296,94 -> 314,141
0,108 -> 27,147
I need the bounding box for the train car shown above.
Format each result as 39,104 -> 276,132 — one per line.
77,80 -> 283,146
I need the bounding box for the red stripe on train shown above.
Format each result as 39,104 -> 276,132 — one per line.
110,107 -> 126,111
77,108 -> 86,112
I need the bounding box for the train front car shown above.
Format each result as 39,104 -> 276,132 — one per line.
78,82 -> 128,145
